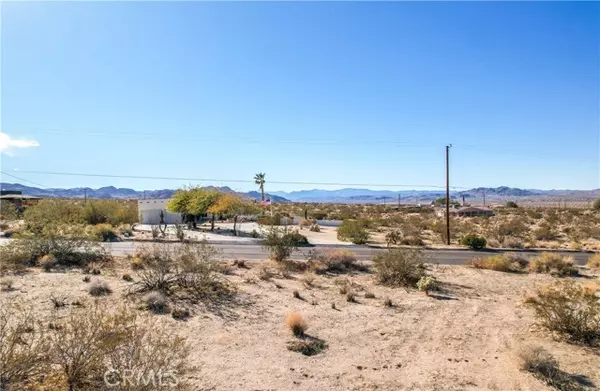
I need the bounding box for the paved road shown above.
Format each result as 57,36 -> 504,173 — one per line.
0,238 -> 591,265
101,241 -> 592,265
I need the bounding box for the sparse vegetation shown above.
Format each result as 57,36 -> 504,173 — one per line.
416,275 -> 436,295
337,219 -> 369,244
286,312 -> 307,337
587,253 -> 600,269
517,345 -> 580,391
145,291 -> 168,313
308,249 -> 363,274
262,227 -> 302,262
373,248 -> 426,287
88,279 -> 112,296
468,253 -> 527,273
525,280 -> 600,345
287,338 -> 327,356
528,253 -> 579,277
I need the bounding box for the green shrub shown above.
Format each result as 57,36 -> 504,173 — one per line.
284,231 -> 310,247
373,248 -> 426,287
525,280 -> 600,345
416,275 -> 436,294
534,225 -> 557,241
593,198 -> 600,210
87,223 -> 118,242
460,234 -> 487,250
506,201 -> 519,208
337,220 -> 369,244
262,227 -> 300,262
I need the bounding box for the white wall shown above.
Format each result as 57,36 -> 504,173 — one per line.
138,199 -> 182,225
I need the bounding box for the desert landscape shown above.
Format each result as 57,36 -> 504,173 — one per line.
2,235 -> 600,391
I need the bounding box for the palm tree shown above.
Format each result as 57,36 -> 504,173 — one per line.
254,173 -> 266,201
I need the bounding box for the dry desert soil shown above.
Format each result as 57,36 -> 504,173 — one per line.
2,259 -> 599,391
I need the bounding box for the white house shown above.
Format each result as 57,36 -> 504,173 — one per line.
138,199 -> 182,225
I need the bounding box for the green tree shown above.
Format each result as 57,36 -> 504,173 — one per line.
254,173 -> 266,201
208,193 -> 259,236
167,187 -> 219,229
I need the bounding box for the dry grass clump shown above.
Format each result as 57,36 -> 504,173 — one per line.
468,253 -> 527,273
258,265 -> 275,281
302,272 -> 316,287
0,277 -> 14,291
286,312 -> 307,337
0,301 -> 50,390
308,249 -> 365,274
517,345 -> 584,391
528,253 -> 579,277
87,279 -> 112,296
525,280 -> 600,345
145,291 -> 168,313
587,253 -> 600,269
372,248 -> 426,287
503,237 -> 524,249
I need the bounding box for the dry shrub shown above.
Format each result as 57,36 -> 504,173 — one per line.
122,273 -> 133,282
302,272 -> 316,287
171,307 -> 190,321
1,278 -> 14,291
39,254 -> 58,272
50,302 -> 191,391
364,292 -> 375,299
292,290 -> 301,299
308,249 -> 364,274
88,280 -> 112,296
144,291 -> 168,313
400,235 -> 424,246
529,253 -> 579,277
486,238 -> 501,248
468,253 -> 527,273
525,280 -> 600,345
258,265 -> 274,281
0,301 -> 50,390
587,253 -> 600,269
286,312 -> 307,337
130,243 -> 231,306
373,248 -> 426,287
383,297 -> 393,307
517,345 -> 583,391
503,237 -> 524,249
0,237 -> 110,274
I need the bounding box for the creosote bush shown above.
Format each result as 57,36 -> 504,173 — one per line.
373,248 -> 426,287
286,312 -> 307,337
528,253 -> 578,277
460,234 -> 487,250
525,280 -> 600,345
262,227 -> 302,262
337,220 -> 369,244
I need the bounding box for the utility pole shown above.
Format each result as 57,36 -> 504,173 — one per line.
483,192 -> 486,207
84,188 -> 87,204
398,193 -> 401,207
445,144 -> 452,245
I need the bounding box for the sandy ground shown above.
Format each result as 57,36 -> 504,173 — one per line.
133,223 -> 351,246
2,259 -> 599,391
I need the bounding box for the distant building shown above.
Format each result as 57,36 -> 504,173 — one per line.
0,190 -> 42,209
450,206 -> 494,217
138,199 -> 182,225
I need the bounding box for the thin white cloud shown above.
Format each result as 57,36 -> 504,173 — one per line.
0,132 -> 40,153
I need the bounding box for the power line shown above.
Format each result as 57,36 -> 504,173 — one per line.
9,169 -> 470,189
0,171 -> 48,188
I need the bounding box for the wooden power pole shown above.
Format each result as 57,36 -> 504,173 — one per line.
445,144 -> 452,245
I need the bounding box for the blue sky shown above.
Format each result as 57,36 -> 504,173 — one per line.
1,1 -> 598,192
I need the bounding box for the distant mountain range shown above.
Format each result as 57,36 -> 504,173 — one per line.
0,183 -> 290,203
1,183 -> 598,204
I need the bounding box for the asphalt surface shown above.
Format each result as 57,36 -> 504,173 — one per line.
0,238 -> 591,265
100,241 -> 591,265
